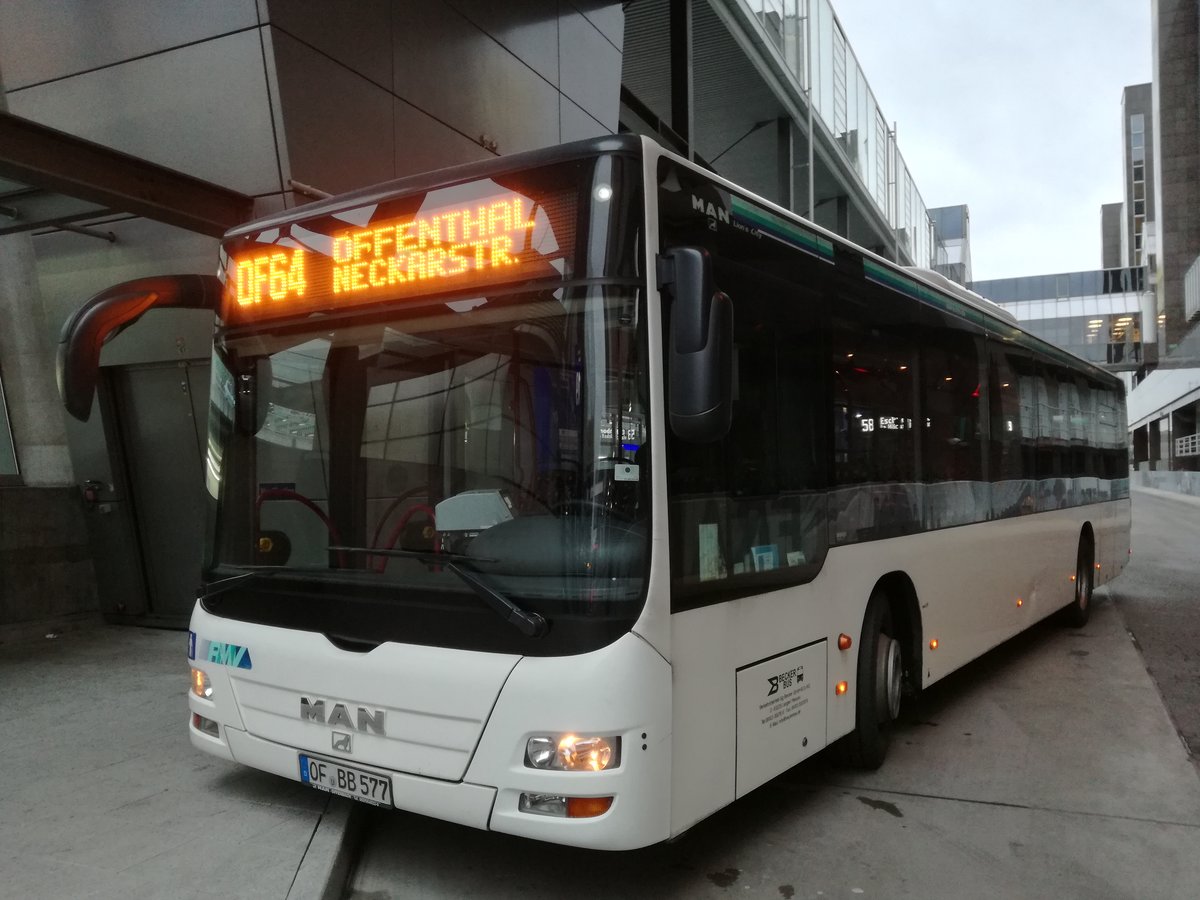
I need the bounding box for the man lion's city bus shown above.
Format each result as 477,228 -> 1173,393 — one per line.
57,135 -> 1130,849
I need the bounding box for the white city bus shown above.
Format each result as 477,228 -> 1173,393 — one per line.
58,135 -> 1130,849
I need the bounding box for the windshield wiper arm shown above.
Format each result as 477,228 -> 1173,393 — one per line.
444,562 -> 547,639
329,546 -> 546,638
197,567 -> 282,601
329,545 -> 495,564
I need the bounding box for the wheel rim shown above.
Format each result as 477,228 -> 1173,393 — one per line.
876,636 -> 903,722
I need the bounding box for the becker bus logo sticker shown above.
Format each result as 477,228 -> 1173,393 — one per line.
767,665 -> 805,697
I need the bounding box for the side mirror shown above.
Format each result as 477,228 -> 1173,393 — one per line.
659,247 -> 733,443
57,274 -> 223,421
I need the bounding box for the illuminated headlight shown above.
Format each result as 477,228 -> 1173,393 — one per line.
525,734 -> 620,771
190,667 -> 213,699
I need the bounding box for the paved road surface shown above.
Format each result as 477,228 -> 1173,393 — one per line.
1111,487 -> 1200,762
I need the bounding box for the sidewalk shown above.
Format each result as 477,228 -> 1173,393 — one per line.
0,624 -> 353,900
5,581 -> 1200,899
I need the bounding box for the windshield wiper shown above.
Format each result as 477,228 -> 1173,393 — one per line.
329,545 -> 494,564
443,562 -> 548,638
330,546 -> 547,638
197,567 -> 284,601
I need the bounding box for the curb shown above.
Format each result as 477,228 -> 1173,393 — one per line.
286,797 -> 367,900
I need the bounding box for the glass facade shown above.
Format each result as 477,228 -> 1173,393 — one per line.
745,0 -> 936,266
971,268 -> 1147,369
1130,112 -> 1146,263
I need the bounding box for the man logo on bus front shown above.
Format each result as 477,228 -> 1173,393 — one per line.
332,732 -> 352,753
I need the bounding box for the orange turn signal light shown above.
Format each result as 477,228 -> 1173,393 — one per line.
929,639 -> 939,651
1016,597 -> 1024,608
835,681 -> 848,696
566,796 -> 613,818
838,633 -> 853,651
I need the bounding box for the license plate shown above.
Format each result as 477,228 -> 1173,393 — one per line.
298,753 -> 393,807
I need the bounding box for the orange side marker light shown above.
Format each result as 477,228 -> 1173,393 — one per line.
838,633 -> 853,651
929,639 -> 939,651
835,681 -> 849,696
566,796 -> 613,818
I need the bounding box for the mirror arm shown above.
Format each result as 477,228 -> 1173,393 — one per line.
57,274 -> 223,421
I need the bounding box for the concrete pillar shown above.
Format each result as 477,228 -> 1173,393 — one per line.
0,234 -> 75,486
0,62 -> 95,634
0,64 -> 74,487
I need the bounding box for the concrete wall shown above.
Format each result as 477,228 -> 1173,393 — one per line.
1133,468 -> 1200,496
1102,202 -> 1123,270
0,0 -> 624,626
1153,0 -> 1200,351
0,487 -> 97,629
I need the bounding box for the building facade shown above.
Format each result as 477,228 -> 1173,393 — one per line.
1151,0 -> 1200,354
929,204 -> 971,285
971,268 -> 1147,376
1124,0 -> 1200,485
1121,83 -> 1155,270
0,0 -> 951,628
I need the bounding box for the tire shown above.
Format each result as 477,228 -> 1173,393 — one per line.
1062,535 -> 1094,628
842,591 -> 904,770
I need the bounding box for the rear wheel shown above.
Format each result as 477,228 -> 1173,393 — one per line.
1063,535 -> 1094,628
842,591 -> 904,769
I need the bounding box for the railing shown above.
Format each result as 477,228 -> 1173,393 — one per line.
1177,432 -> 1200,458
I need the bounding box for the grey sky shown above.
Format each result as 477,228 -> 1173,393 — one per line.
829,0 -> 1152,282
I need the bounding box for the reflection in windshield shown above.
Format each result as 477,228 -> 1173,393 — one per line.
206,287 -> 648,621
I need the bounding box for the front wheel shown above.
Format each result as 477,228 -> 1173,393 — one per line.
1062,536 -> 1095,628
842,591 -> 903,769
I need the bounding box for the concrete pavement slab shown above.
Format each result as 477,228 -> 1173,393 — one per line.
0,625 -> 353,900
347,590 -> 1200,899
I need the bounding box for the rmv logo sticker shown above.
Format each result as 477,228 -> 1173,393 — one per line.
198,640 -> 253,669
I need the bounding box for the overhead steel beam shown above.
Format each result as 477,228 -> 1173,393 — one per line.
0,188 -> 112,236
0,111 -> 253,237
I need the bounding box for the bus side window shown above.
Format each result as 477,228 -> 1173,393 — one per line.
666,259 -> 829,607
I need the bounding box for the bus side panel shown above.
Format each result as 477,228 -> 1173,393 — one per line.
1097,498 -> 1132,587
668,499 -> 1132,836
668,580 -> 854,836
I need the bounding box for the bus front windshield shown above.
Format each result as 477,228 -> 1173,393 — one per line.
204,285 -> 650,655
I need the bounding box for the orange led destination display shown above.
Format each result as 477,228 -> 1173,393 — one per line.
226,192 -> 549,318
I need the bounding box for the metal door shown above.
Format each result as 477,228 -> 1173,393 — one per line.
111,360 -> 210,623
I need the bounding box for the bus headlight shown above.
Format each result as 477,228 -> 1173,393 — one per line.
190,667 -> 213,699
525,734 -> 620,771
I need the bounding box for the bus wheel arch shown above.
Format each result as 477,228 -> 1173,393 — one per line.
1063,524 -> 1096,628
842,572 -> 922,769
876,571 -> 923,697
